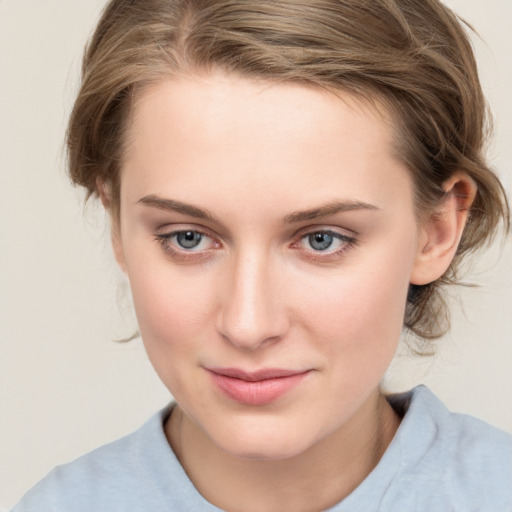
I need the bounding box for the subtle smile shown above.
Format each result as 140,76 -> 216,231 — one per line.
206,367 -> 311,406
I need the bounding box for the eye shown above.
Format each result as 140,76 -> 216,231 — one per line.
293,229 -> 356,259
155,228 -> 220,259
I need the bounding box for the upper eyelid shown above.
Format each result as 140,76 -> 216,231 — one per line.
159,229 -> 217,245
301,229 -> 352,238
154,222 -> 233,245
294,225 -> 357,240
155,224 -> 217,240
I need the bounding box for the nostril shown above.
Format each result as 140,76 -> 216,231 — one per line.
217,298 -> 289,350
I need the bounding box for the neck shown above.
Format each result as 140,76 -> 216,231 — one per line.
166,390 -> 400,512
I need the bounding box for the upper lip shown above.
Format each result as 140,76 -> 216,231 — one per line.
206,367 -> 310,381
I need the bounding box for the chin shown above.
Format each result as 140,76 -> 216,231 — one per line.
208,420 -> 318,462
223,442 -> 309,462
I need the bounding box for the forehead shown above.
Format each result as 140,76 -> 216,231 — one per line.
121,71 -> 413,216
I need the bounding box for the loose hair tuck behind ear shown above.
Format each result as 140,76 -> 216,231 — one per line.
67,0 -> 510,347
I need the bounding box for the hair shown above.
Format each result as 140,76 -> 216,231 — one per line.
67,0 -> 509,345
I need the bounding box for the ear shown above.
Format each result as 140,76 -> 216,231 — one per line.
410,172 -> 477,285
97,178 -> 127,274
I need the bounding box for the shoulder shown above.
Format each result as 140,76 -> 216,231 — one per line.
397,385 -> 512,463
388,386 -> 512,511
11,406 -> 176,512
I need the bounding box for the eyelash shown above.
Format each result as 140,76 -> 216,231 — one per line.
291,229 -> 356,261
154,228 -> 356,262
154,229 -> 220,262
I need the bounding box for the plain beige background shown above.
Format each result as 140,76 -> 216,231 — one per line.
1,0 -> 511,508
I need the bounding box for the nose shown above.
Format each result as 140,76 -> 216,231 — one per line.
216,249 -> 289,351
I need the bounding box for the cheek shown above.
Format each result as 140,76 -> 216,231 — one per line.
126,261 -> 222,404
125,255 -> 218,356
297,242 -> 414,362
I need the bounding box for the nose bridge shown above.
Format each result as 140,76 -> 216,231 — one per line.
217,246 -> 286,350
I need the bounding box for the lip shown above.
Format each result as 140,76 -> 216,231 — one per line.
206,367 -> 311,406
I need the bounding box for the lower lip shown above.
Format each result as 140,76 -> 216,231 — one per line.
208,371 -> 310,406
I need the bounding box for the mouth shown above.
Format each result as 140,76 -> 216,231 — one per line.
206,367 -> 311,406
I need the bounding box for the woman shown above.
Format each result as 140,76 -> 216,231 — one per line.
12,0 -> 511,510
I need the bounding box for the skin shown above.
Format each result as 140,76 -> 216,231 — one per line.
106,71 -> 475,511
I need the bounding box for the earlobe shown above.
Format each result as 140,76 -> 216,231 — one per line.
410,172 -> 477,285
97,177 -> 112,210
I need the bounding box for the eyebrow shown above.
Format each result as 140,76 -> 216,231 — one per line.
283,200 -> 379,223
137,195 -> 216,221
137,195 -> 379,224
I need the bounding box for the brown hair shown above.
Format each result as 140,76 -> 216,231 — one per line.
67,0 -> 510,344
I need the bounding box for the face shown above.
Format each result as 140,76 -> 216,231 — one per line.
115,71 -> 424,460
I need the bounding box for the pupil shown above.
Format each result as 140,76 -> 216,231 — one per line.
309,232 -> 333,251
177,231 -> 202,249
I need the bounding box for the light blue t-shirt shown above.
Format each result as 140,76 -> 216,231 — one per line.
12,386 -> 512,512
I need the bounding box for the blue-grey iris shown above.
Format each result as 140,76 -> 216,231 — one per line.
309,232 -> 333,251
176,231 -> 202,249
